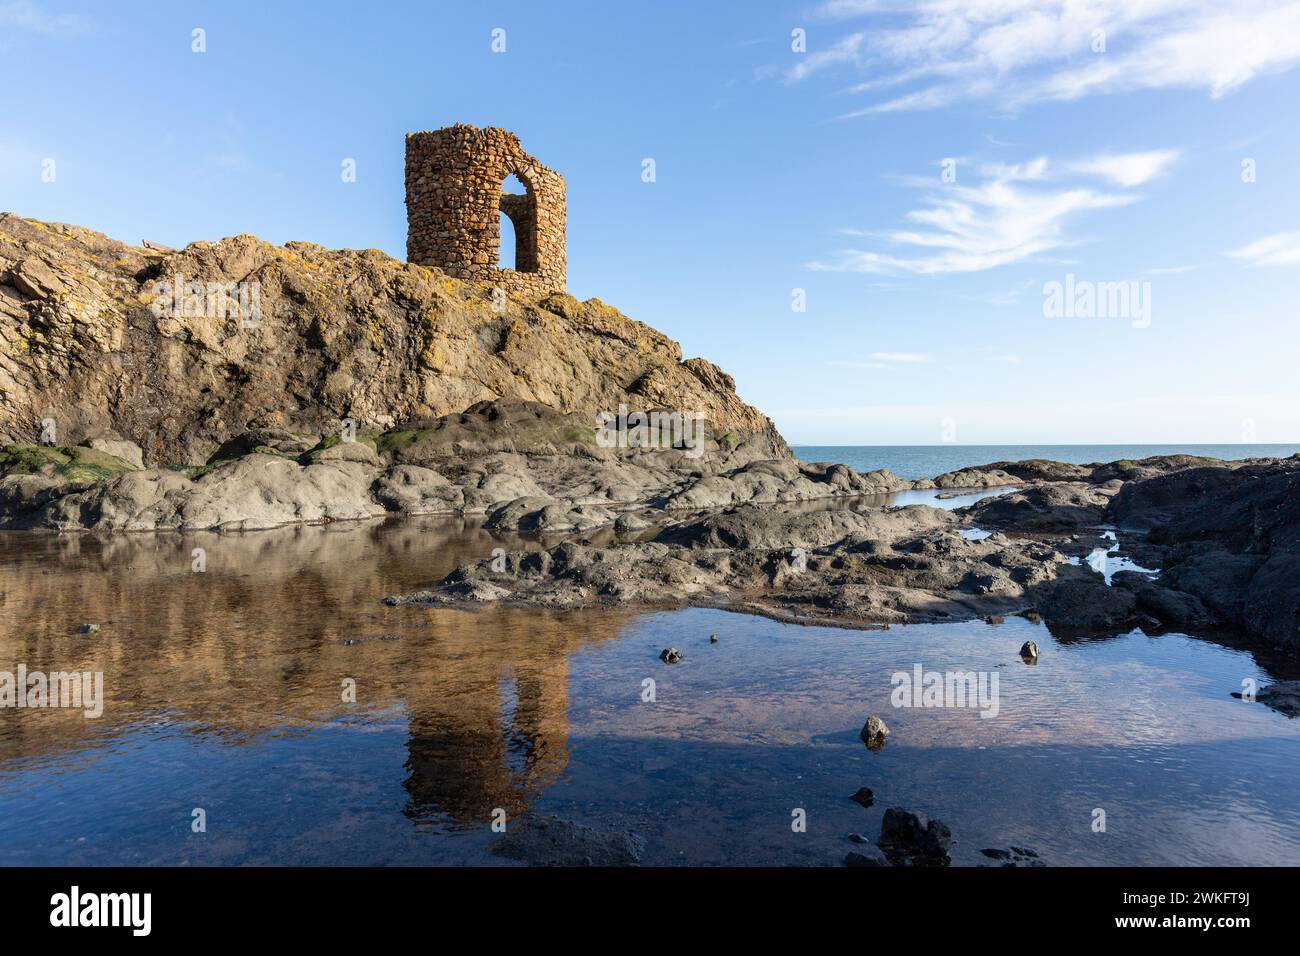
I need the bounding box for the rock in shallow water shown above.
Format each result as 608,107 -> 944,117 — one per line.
980,846 -> 1043,866
850,787 -> 875,808
1254,680 -> 1300,718
1036,573 -> 1137,633
859,715 -> 889,750
488,816 -> 645,867
844,846 -> 890,867
613,511 -> 651,533
659,647 -> 683,664
879,807 -> 951,866
1112,571 -> 1214,630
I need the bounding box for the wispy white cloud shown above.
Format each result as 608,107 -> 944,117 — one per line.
828,351 -> 932,370
808,151 -> 1169,275
788,1 -> 1300,113
1227,231 -> 1300,266
1065,150 -> 1179,186
977,151 -> 1178,186
786,31 -> 866,82
963,278 -> 1037,305
0,1 -> 90,35
868,351 -> 930,362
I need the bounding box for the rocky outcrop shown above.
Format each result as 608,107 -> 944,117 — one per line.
0,398 -> 916,531
973,455 -> 1243,487
961,482 -> 1114,532
927,467 -> 1020,490
1035,571 -> 1138,633
1,216 -> 958,532
380,448 -> 1300,648
0,214 -> 781,467
386,501 -> 1071,629
1107,458 -> 1300,647
5,216 -> 1297,653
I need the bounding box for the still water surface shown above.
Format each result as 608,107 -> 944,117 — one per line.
1,517 -> 1298,866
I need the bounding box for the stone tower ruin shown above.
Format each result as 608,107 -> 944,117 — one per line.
405,125 -> 566,296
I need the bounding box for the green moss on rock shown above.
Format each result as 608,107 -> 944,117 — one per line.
373,430 -> 421,454
0,444 -> 139,483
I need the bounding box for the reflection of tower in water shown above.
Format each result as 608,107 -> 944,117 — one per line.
402,650 -> 574,827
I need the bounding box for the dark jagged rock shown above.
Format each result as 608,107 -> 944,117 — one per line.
1111,571 -> 1215,630
1255,681 -> 1300,718
879,808 -> 951,866
961,482 -> 1112,531
979,459 -> 1095,483
1036,572 -> 1137,633
1109,458 -> 1300,646
387,502 -> 1073,630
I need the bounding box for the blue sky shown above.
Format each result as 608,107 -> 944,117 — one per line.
3,0 -> 1299,444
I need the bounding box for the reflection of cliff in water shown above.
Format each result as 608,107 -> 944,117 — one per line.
0,518 -> 634,823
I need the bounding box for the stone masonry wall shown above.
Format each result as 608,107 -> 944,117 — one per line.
405,125 -> 566,297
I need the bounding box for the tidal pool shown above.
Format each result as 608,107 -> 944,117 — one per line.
1,518 -> 1297,866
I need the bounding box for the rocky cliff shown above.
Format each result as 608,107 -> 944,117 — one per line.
0,213 -> 782,466
0,214 -> 925,532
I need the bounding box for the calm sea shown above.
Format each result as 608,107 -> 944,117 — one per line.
791,444 -> 1300,481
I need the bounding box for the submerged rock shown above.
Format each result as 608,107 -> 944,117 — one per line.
844,845 -> 889,867
487,816 -> 645,867
980,846 -> 1043,866
850,787 -> 875,808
